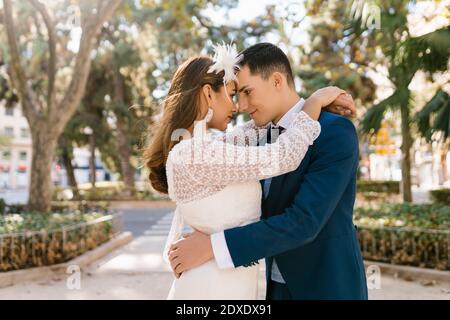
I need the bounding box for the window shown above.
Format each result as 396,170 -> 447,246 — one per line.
4,127 -> 14,137
5,107 -> 14,116
19,151 -> 27,161
20,128 -> 29,138
2,151 -> 11,160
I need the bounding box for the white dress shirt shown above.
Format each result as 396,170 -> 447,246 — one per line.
211,98 -> 305,275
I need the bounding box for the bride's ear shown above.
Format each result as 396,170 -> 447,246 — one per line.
202,84 -> 213,105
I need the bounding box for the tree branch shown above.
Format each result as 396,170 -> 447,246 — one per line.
2,0 -> 38,121
28,0 -> 57,113
54,0 -> 123,132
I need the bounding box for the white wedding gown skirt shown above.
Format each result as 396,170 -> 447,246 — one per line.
165,181 -> 262,300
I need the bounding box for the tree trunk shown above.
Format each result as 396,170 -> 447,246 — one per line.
27,128 -> 57,213
400,100 -> 413,202
438,142 -> 448,185
112,66 -> 135,196
116,118 -> 135,196
60,144 -> 80,199
89,134 -> 96,188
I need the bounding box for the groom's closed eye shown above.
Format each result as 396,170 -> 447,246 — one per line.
239,87 -> 252,96
238,85 -> 251,93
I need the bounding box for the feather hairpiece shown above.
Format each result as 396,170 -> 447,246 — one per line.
207,42 -> 243,83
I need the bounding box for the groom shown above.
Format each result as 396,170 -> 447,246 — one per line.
169,43 -> 368,300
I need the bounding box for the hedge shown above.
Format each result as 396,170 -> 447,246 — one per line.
2,201 -> 110,215
430,189 -> 450,205
356,180 -> 400,194
354,203 -> 449,270
53,185 -> 169,202
0,211 -> 121,272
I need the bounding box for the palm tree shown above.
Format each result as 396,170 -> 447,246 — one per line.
416,90 -> 450,184
350,0 -> 450,202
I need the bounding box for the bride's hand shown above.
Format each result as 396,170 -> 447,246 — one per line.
325,92 -> 356,117
307,86 -> 356,117
168,230 -> 214,277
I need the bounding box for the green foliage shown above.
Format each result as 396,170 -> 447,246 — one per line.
53,185 -> 167,202
298,0 -> 377,104
416,90 -> 450,142
0,211 -> 116,271
357,226 -> 448,270
347,1 -> 449,202
357,180 -> 400,194
354,203 -> 449,230
0,198 -> 5,215
0,211 -> 108,234
355,203 -> 449,270
3,201 -> 110,216
430,189 -> 450,205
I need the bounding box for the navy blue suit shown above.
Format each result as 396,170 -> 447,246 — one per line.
224,112 -> 368,300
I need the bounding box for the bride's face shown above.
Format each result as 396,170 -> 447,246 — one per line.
204,82 -> 238,131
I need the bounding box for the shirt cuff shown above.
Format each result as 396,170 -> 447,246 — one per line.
211,231 -> 235,269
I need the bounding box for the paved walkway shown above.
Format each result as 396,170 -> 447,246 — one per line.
0,208 -> 448,300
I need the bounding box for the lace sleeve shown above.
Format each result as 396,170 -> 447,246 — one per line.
168,111 -> 321,188
217,120 -> 267,146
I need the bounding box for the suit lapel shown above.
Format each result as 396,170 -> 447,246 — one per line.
262,147 -> 313,218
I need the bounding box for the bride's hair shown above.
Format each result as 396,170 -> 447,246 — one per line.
143,56 -> 225,194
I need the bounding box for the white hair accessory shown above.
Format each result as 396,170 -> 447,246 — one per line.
207,42 -> 243,84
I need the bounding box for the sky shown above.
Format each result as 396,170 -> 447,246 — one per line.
202,0 -> 279,25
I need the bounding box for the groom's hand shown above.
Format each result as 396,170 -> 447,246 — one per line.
168,230 -> 214,278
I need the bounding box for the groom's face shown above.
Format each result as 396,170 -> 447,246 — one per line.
236,66 -> 281,127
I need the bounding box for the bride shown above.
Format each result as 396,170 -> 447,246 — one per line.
143,44 -> 353,299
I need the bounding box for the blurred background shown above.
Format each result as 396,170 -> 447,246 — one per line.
0,0 -> 448,299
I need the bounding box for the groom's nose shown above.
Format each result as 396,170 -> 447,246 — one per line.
238,97 -> 248,112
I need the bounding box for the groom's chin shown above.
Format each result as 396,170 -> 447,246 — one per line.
253,119 -> 269,127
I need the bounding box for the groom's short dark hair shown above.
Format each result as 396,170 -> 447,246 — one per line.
239,43 -> 295,88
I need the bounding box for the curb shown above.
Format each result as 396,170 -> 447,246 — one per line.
364,260 -> 450,283
0,232 -> 133,288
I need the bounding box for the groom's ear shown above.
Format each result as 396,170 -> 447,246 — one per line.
272,72 -> 284,89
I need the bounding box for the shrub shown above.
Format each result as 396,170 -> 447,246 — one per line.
430,188 -> 450,205
4,201 -> 110,215
53,185 -> 169,202
354,203 -> 449,270
357,180 -> 400,194
0,198 -> 5,215
0,211 -> 119,271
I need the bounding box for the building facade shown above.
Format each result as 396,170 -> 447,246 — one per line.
0,103 -> 32,189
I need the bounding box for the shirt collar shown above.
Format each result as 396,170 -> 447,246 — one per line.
271,98 -> 305,129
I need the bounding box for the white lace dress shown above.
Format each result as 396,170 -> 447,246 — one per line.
164,111 -> 321,300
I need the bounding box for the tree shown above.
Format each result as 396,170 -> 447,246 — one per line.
53,0 -> 276,198
294,0 -> 377,105
416,89 -> 450,184
349,1 -> 450,202
2,0 -> 123,213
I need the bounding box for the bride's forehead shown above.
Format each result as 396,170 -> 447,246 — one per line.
223,81 -> 237,91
